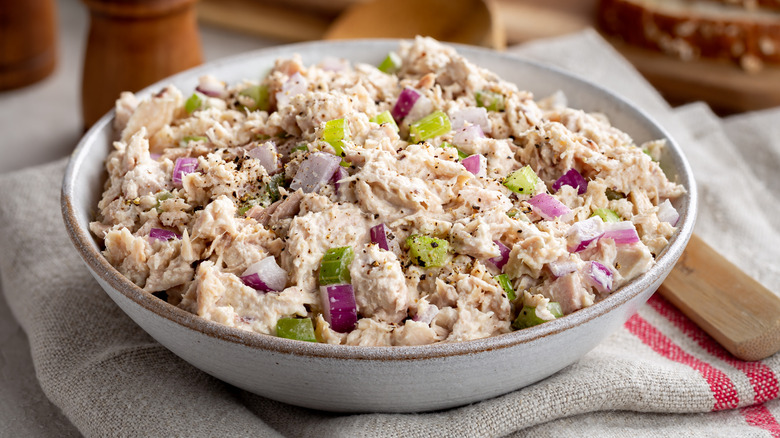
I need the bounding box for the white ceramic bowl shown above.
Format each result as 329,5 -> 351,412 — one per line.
62,39 -> 697,413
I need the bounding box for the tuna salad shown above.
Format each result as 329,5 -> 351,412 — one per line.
90,37 -> 685,346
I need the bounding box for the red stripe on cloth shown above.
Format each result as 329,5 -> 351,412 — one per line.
741,404 -> 780,437
624,313 -> 740,410
648,293 -> 780,404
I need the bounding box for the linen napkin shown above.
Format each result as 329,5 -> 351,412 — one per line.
1,29 -> 779,437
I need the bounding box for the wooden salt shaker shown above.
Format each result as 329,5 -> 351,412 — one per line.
0,0 -> 58,90
81,0 -> 203,128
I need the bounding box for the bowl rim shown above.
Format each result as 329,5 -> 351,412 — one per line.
61,38 -> 697,361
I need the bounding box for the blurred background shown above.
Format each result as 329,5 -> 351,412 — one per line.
1,0 -> 777,173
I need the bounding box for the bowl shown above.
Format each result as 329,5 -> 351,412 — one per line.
61,39 -> 697,413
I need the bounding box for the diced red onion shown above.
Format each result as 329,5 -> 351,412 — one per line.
587,261 -> 613,293
247,141 -> 279,174
552,169 -> 588,195
413,303 -> 439,325
489,240 -> 511,270
239,256 -> 287,293
320,284 -> 358,333
461,153 -> 486,176
150,153 -> 161,161
331,166 -> 348,192
527,193 -> 572,221
602,221 -> 640,245
290,152 -> 341,194
567,216 -> 605,252
548,259 -> 578,277
172,157 -> 198,186
370,223 -> 391,251
319,57 -> 350,72
195,75 -> 227,98
391,87 -> 420,121
149,228 -> 181,242
449,107 -> 491,134
453,124 -> 486,147
657,199 -> 679,226
403,95 -> 433,125
275,72 -> 308,108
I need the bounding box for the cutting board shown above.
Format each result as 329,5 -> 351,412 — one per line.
197,0 -> 780,113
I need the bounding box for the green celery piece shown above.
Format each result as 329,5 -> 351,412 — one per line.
319,246 -> 355,285
369,110 -> 399,132
591,208 -> 621,223
439,141 -> 468,160
322,118 -> 350,166
179,135 -> 208,147
237,198 -> 261,216
266,173 -> 284,203
495,274 -> 517,301
512,302 -> 563,329
503,165 -> 539,195
377,51 -> 402,74
406,234 -> 449,268
154,191 -> 173,213
476,90 -> 505,111
409,110 -> 451,143
292,143 -> 309,153
239,84 -> 271,111
185,93 -> 203,114
276,317 -> 317,342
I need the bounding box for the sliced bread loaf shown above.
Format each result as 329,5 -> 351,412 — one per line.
598,0 -> 780,71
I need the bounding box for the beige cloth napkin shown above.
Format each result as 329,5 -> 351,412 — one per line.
1,30 -> 779,437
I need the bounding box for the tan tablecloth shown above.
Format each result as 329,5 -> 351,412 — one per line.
1,30 -> 778,437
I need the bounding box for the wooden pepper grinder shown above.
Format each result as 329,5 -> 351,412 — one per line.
81,0 -> 203,129
0,0 -> 58,90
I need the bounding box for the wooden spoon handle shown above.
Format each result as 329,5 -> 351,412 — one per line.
658,233 -> 780,361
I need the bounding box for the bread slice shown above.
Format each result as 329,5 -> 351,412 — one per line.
598,0 -> 780,71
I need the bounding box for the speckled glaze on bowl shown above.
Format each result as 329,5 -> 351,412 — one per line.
61,39 -> 697,413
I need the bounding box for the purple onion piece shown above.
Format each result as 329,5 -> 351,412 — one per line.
370,223 -> 391,251
172,157 -> 198,187
602,221 -> 640,245
449,107 -> 490,133
657,199 -> 680,226
453,124 -> 485,147
460,154 -> 485,176
195,75 -> 227,98
527,193 -> 572,220
548,259 -> 578,277
149,228 -> 181,242
489,240 -> 511,270
247,141 -> 279,174
567,216 -> 605,252
331,166 -> 349,192
290,152 -> 341,194
275,72 -> 308,108
588,261 -> 613,293
552,169 -> 588,195
239,256 -> 287,292
391,87 -> 420,121
320,284 -> 358,333
412,303 -> 439,325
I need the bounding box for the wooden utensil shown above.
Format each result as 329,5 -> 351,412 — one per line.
659,234 -> 780,361
81,0 -> 203,129
323,0 -> 506,49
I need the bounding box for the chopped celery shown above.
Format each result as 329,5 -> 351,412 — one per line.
239,84 -> 270,111
276,317 -> 317,342
319,246 -> 354,285
377,51 -> 402,74
370,110 -> 399,132
154,191 -> 173,213
591,208 -> 621,223
179,135 -> 208,147
322,118 -> 350,166
495,274 -> 516,301
476,90 -> 505,111
185,93 -> 203,114
266,173 -> 284,203
292,143 -> 309,153
256,134 -> 272,141
409,110 -> 451,143
237,197 -> 262,216
512,302 -> 562,329
407,234 -> 449,268
439,141 -> 468,160
503,165 -> 539,195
